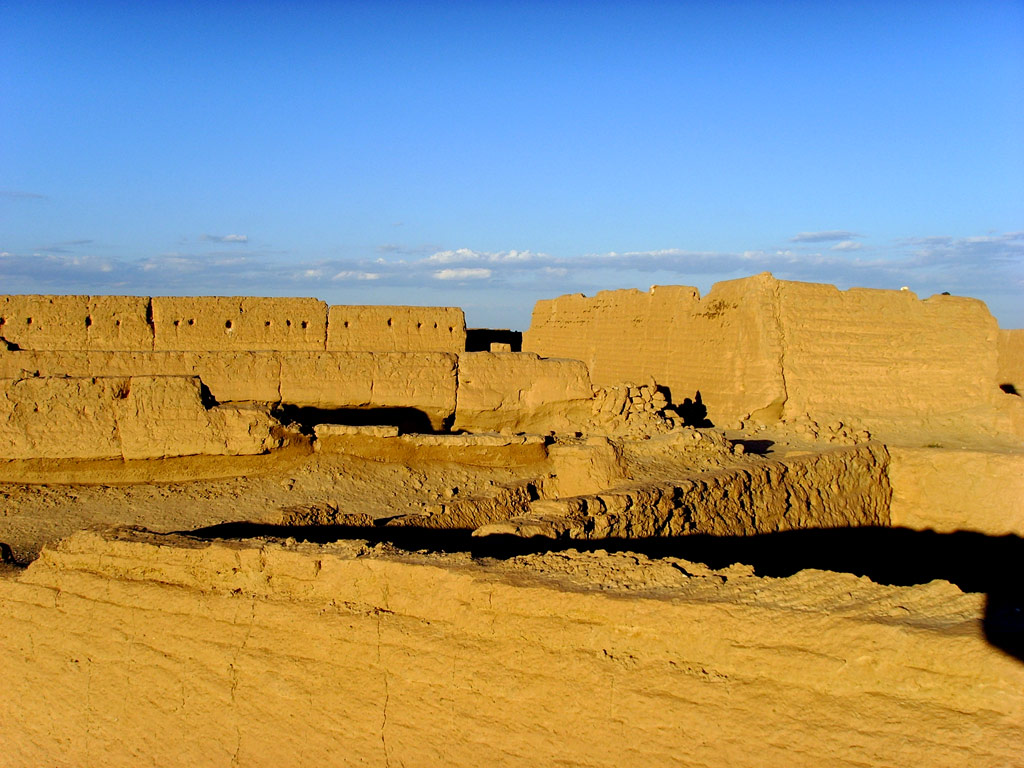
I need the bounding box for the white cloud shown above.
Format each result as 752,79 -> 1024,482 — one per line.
434,267 -> 492,280
0,189 -> 47,200
426,248 -> 540,264
427,248 -> 481,264
332,271 -> 380,281
201,234 -> 248,243
831,240 -> 863,251
790,230 -> 862,243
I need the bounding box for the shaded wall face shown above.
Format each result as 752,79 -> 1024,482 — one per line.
523,277 -> 785,426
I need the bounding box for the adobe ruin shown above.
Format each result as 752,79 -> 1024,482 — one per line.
1,273 -> 1022,766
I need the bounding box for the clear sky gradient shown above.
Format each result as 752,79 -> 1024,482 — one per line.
3,0 -> 1022,329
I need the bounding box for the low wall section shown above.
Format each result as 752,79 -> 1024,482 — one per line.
888,446 -> 1024,535
0,351 -> 458,430
0,376 -> 276,460
453,352 -> 595,432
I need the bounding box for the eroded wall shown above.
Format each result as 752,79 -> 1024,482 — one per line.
151,296 -> 328,351
0,295 -> 153,351
0,350 -> 459,430
480,442 -> 891,539
453,351 -> 595,432
523,275 -> 786,426
1,528 -> 1019,768
775,283 -> 1001,424
0,376 -> 277,459
524,273 -> 1017,435
327,305 -> 466,352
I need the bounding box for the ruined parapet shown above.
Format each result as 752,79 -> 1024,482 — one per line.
152,296 -> 328,351
1,295 -> 467,355
327,305 -> 466,352
0,375 -> 279,460
0,295 -> 153,351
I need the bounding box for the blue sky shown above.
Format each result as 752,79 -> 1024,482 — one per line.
2,0 -> 1022,329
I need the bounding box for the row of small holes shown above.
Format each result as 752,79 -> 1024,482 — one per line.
0,316 -> 111,328
0,314 -> 452,335
336,321 -> 449,330
0,316 -> 123,328
163,318 -> 313,329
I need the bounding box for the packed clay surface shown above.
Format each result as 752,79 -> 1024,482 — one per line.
1,276 -> 1021,767
2,528 -> 1021,768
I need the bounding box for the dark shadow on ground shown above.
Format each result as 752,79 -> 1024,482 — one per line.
274,405 -> 436,434
675,390 -> 714,428
179,522 -> 1022,661
732,439 -> 774,455
465,328 -> 523,352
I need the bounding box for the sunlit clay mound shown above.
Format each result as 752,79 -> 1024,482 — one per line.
1,273 -> 1022,767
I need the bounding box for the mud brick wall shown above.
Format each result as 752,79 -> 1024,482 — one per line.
524,274 -> 786,426
775,282 -> 1001,423
327,305 -> 466,353
151,296 -> 328,351
0,351 -> 459,431
0,295 -> 153,351
0,376 -> 275,460
525,273 -> 1016,433
0,295 -> 467,354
